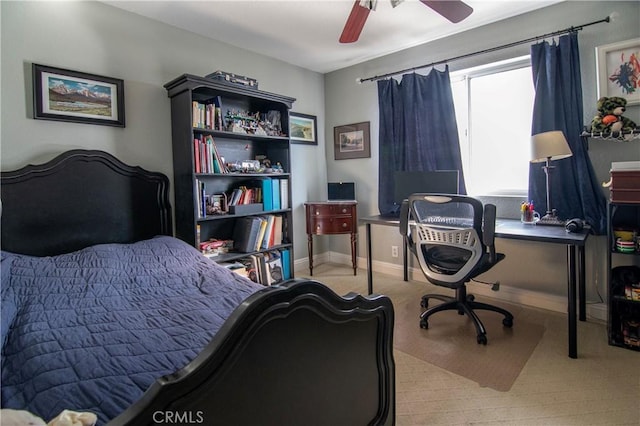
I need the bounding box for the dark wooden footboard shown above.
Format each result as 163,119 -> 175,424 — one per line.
110,279 -> 395,426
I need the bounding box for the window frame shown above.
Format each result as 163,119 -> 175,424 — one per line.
451,55 -> 533,197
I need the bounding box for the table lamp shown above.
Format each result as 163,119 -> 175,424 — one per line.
530,130 -> 573,226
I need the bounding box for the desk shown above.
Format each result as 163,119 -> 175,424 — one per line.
360,215 -> 589,359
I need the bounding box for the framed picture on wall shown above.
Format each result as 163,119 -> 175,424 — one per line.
289,112 -> 317,145
333,121 -> 370,160
595,38 -> 640,106
33,63 -> 125,127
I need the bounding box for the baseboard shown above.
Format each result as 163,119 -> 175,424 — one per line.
315,251 -> 608,321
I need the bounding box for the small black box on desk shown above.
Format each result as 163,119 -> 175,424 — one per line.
229,203 -> 263,215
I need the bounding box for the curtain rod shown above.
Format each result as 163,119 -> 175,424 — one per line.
357,15 -> 611,83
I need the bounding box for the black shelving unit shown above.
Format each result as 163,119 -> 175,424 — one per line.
164,74 -> 296,271
606,202 -> 640,350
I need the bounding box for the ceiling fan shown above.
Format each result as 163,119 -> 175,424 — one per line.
340,0 -> 474,43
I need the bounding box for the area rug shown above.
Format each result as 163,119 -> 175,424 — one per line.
305,265 -> 546,392
392,287 -> 545,391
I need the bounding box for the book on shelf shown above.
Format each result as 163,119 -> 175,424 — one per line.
192,100 -> 222,130
272,215 -> 283,247
212,96 -> 223,131
253,253 -> 269,285
239,255 -> 260,284
195,179 -> 207,218
261,178 -> 273,211
260,215 -> 275,250
271,178 -> 281,210
254,217 -> 269,251
264,250 -> 284,285
232,216 -> 263,253
219,261 -> 248,277
193,135 -> 227,174
280,248 -> 291,280
279,179 -> 289,210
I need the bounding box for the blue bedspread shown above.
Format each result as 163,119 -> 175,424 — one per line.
1,236 -> 264,424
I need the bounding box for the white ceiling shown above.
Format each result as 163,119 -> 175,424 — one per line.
104,0 -> 564,74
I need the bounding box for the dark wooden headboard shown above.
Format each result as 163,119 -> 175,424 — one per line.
1,150 -> 172,256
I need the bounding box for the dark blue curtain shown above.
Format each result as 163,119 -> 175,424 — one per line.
529,32 -> 607,233
377,68 -> 466,215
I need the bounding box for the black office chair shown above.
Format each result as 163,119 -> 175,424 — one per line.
399,193 -> 513,344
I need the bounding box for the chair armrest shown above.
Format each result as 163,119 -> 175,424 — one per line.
399,200 -> 409,237
483,204 -> 497,263
398,199 -> 416,251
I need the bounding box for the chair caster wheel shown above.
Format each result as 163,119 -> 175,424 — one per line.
503,317 -> 513,327
477,334 -> 487,345
420,298 -> 429,309
420,319 -> 429,329
467,294 -> 475,302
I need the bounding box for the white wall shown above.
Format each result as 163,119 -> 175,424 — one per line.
324,1 -> 640,313
0,0 -> 326,261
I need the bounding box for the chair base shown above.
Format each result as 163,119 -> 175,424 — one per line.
419,286 -> 513,345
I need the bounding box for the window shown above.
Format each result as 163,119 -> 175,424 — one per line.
451,56 -> 534,196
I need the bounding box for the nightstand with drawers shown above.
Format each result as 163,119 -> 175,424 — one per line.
304,201 -> 358,276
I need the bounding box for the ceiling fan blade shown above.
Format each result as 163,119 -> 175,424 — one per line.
339,1 -> 371,43
419,0 -> 473,23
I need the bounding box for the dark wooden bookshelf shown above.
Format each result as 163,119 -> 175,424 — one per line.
165,74 -> 296,278
607,202 -> 640,351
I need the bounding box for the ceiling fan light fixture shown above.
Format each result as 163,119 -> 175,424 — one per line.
358,0 -> 378,11
341,0 -> 472,44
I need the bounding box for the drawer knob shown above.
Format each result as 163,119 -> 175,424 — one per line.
316,211 -> 319,215
342,208 -> 347,213
342,222 -> 347,228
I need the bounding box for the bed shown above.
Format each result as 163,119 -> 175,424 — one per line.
1,149 -> 395,426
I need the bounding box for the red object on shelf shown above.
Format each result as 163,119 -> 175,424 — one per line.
610,170 -> 640,203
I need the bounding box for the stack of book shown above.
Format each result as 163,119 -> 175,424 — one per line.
236,248 -> 291,286
232,215 -> 284,253
193,135 -> 228,174
192,97 -> 223,130
260,177 -> 289,210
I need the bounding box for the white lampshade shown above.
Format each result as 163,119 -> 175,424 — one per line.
530,131 -> 573,163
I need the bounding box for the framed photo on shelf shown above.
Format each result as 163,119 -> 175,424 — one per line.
289,112 -> 317,145
595,38 -> 640,106
32,63 -> 125,127
333,122 -> 370,160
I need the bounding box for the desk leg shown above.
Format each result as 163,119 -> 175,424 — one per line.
307,234 -> 313,276
579,245 -> 586,322
366,223 -> 373,295
403,239 -> 408,281
351,232 -> 357,276
567,245 -> 577,359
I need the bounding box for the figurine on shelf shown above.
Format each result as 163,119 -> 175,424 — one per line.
590,96 -> 637,136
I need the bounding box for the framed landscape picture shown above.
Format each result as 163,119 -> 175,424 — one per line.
334,122 -> 370,160
289,112 -> 317,145
595,38 -> 640,106
33,63 -> 125,126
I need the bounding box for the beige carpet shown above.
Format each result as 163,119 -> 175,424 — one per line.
304,265 -> 546,392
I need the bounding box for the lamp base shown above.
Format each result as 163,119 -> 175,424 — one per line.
537,212 -> 566,226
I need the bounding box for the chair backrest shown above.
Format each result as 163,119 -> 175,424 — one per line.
400,194 -> 496,288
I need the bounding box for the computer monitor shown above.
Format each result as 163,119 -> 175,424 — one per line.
393,170 -> 459,206
328,182 -> 356,201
